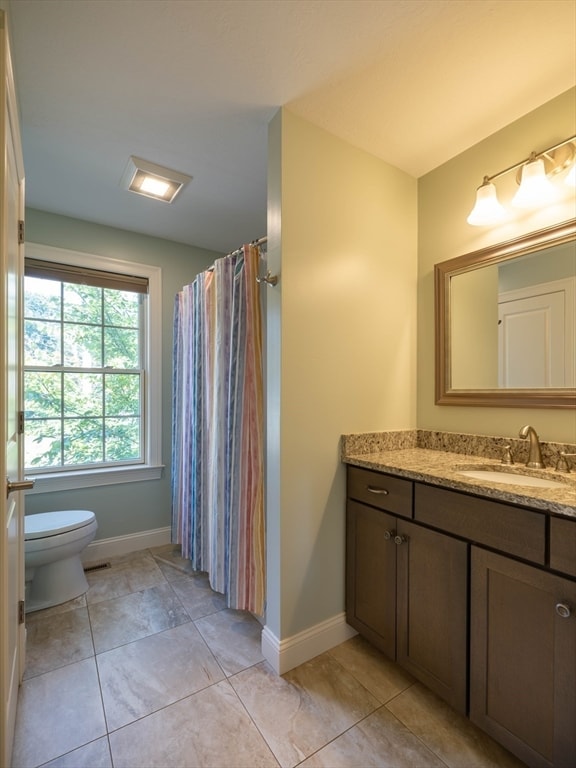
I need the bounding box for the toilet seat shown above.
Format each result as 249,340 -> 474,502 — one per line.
25,510 -> 95,540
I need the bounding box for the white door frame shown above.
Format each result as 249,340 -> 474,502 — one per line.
1,10 -> 27,765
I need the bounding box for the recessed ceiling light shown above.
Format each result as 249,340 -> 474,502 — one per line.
121,156 -> 192,203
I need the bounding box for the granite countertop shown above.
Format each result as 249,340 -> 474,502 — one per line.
343,446 -> 576,519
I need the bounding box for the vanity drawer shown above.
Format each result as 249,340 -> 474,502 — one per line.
415,484 -> 546,564
550,517 -> 576,577
347,466 -> 413,518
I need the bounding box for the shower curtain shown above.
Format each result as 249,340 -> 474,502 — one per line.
171,244 -> 265,615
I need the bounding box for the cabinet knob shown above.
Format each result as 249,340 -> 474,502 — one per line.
367,485 -> 389,496
555,602 -> 571,619
394,535 -> 407,545
383,530 -> 395,540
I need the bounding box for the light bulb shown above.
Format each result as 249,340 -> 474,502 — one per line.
512,158 -> 557,208
467,181 -> 507,226
565,162 -> 576,188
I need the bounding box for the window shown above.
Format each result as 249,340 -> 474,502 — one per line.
24,244 -> 163,492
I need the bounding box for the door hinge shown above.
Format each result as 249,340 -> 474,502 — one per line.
18,600 -> 25,624
18,219 -> 25,244
18,411 -> 25,435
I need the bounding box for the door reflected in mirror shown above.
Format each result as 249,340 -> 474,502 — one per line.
435,220 -> 576,408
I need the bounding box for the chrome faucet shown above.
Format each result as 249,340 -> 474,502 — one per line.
518,425 -> 545,469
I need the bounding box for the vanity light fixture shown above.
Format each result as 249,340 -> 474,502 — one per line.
467,135 -> 576,226
466,179 -> 507,226
121,156 -> 192,203
511,154 -> 557,208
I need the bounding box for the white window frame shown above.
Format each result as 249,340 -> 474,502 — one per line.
24,243 -> 163,493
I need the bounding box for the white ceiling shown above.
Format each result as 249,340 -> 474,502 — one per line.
7,0 -> 576,254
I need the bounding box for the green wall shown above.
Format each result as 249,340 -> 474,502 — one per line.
266,109 -> 417,640
23,209 -> 218,540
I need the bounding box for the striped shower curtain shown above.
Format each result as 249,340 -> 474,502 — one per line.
171,244 -> 265,615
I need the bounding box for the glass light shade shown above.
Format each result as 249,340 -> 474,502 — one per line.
466,182 -> 507,226
140,176 -> 171,197
565,162 -> 576,188
512,158 -> 557,208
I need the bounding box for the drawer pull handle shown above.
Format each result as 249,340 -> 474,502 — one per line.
367,485 -> 389,495
556,602 -> 571,619
383,530 -> 395,541
394,535 -> 408,545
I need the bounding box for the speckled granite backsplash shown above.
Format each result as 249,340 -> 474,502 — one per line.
341,429 -> 576,468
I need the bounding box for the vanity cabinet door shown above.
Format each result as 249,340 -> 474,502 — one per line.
346,500 -> 397,659
470,547 -> 576,768
346,499 -> 468,713
396,520 -> 468,713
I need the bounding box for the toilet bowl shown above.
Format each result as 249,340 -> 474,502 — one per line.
24,510 -> 98,613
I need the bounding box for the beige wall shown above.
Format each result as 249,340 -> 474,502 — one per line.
418,87 -> 576,443
266,109 -> 417,639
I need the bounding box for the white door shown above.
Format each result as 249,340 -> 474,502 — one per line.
498,278 -> 576,388
1,12 -> 29,766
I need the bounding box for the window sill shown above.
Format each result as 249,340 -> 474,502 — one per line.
26,464 -> 165,494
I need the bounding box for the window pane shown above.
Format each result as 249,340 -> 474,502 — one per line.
25,420 -> 62,468
105,374 -> 140,416
24,319 -> 61,366
104,327 -> 140,368
24,277 -> 61,320
64,419 -> 103,464
63,283 -> 102,324
105,418 -> 141,461
24,371 -> 62,418
64,374 -> 103,418
63,323 -> 103,367
104,289 -> 140,327
23,254 -> 153,477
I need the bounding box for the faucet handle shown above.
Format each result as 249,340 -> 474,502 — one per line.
555,452 -> 576,473
501,445 -> 514,465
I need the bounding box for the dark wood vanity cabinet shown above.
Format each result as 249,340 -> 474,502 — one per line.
346,464 -> 576,768
470,548 -> 576,768
346,470 -> 468,713
395,517 -> 467,713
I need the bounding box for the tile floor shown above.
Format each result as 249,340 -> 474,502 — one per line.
11,545 -> 527,768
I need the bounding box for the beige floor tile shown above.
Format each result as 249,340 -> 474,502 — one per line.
25,593 -> 87,618
194,607 -> 264,675
109,680 -> 279,768
149,543 -> 197,580
88,583 -> 190,653
98,621 -> 225,730
41,737 -> 112,768
387,683 -> 528,768
11,658 -> 106,768
170,572 -> 227,618
85,551 -> 167,605
230,654 -> 380,768
300,706 -> 447,767
24,606 -> 94,679
329,635 -> 415,704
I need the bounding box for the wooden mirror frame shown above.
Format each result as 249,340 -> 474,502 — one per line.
435,218 -> 576,408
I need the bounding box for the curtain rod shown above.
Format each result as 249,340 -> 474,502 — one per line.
225,236 -> 267,259
205,237 -> 274,282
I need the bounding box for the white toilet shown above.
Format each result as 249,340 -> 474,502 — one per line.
24,510 -> 98,613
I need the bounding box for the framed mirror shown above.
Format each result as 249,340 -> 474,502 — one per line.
435,219 -> 576,408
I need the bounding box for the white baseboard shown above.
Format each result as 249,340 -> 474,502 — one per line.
82,526 -> 172,563
262,612 -> 357,675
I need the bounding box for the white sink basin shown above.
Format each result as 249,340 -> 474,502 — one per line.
457,470 -> 565,489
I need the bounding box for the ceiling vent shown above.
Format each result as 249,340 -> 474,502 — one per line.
121,156 -> 192,203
